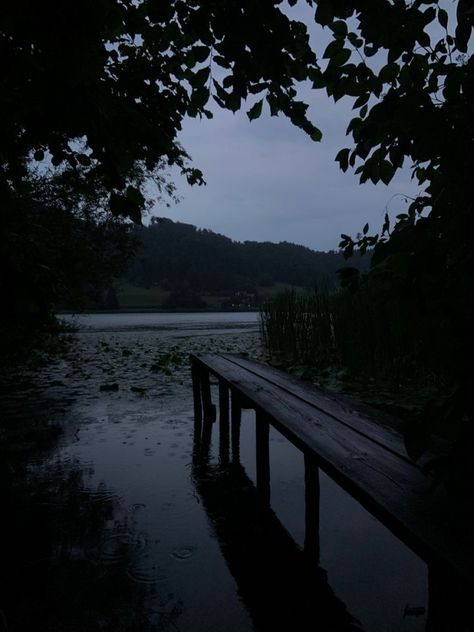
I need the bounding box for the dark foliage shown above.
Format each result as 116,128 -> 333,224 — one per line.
0,172 -> 136,361
0,0 -> 320,337
0,0 -> 319,220
305,0 -> 474,472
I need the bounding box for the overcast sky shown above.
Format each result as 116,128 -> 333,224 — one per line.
149,5 -> 430,253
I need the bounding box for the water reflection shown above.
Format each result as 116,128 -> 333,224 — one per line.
0,381 -> 181,632
192,374 -> 474,632
192,413 -> 362,631
3,312 -> 472,632
2,453 -> 177,631
1,317 -> 263,632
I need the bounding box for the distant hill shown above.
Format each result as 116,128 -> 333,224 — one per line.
118,218 -> 369,309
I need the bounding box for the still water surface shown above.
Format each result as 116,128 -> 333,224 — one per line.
2,312 -> 427,631
63,311 -> 261,333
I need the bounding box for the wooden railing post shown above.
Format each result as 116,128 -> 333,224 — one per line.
256,410 -> 270,504
304,452 -> 320,564
219,381 -> 230,466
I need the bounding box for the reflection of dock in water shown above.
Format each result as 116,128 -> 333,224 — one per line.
191,352 -> 474,632
192,415 -> 362,631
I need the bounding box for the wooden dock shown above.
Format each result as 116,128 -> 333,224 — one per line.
190,352 -> 473,626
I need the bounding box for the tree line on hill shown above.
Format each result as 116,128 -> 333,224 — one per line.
123,217 -> 368,303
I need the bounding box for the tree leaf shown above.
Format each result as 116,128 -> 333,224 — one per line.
328,48 -> 351,67
331,20 -> 348,37
323,38 -> 344,59
214,55 -> 231,69
191,66 -> 210,87
192,45 -> 210,63
438,8 -> 448,30
226,92 -> 241,112
353,93 -> 369,109
416,31 -> 430,48
191,86 -> 209,109
379,160 -> 395,185
335,148 -> 350,172
247,99 -> 263,121
348,32 -> 363,48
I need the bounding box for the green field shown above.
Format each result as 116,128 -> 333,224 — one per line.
117,282 -> 304,310
116,283 -> 171,309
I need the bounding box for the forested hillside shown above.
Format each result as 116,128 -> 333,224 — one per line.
125,218 -> 367,301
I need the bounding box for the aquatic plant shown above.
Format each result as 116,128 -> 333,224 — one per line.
260,289 -> 334,375
260,285 -> 446,398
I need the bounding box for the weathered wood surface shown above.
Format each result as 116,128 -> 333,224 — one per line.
191,352 -> 474,587
221,354 -> 410,460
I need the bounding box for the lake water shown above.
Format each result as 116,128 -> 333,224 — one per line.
62,311 -> 262,334
1,312 -> 428,631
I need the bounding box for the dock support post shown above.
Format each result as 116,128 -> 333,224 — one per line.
200,368 -> 215,422
191,359 -> 202,429
256,410 -> 270,504
219,381 -> 230,466
304,452 -> 320,564
201,414 -> 213,460
231,390 -> 241,463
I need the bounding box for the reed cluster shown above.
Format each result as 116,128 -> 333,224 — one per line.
260,289 -> 334,371
260,287 -> 434,385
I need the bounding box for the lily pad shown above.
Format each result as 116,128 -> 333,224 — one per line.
130,386 -> 147,394
100,383 -> 119,392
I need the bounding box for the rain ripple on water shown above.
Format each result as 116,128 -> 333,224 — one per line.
98,531 -> 146,565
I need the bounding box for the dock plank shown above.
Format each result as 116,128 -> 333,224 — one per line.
221,353 -> 409,460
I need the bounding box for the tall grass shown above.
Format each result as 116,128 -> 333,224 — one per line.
331,286 -> 423,382
260,289 -> 334,370
261,286 -> 437,385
